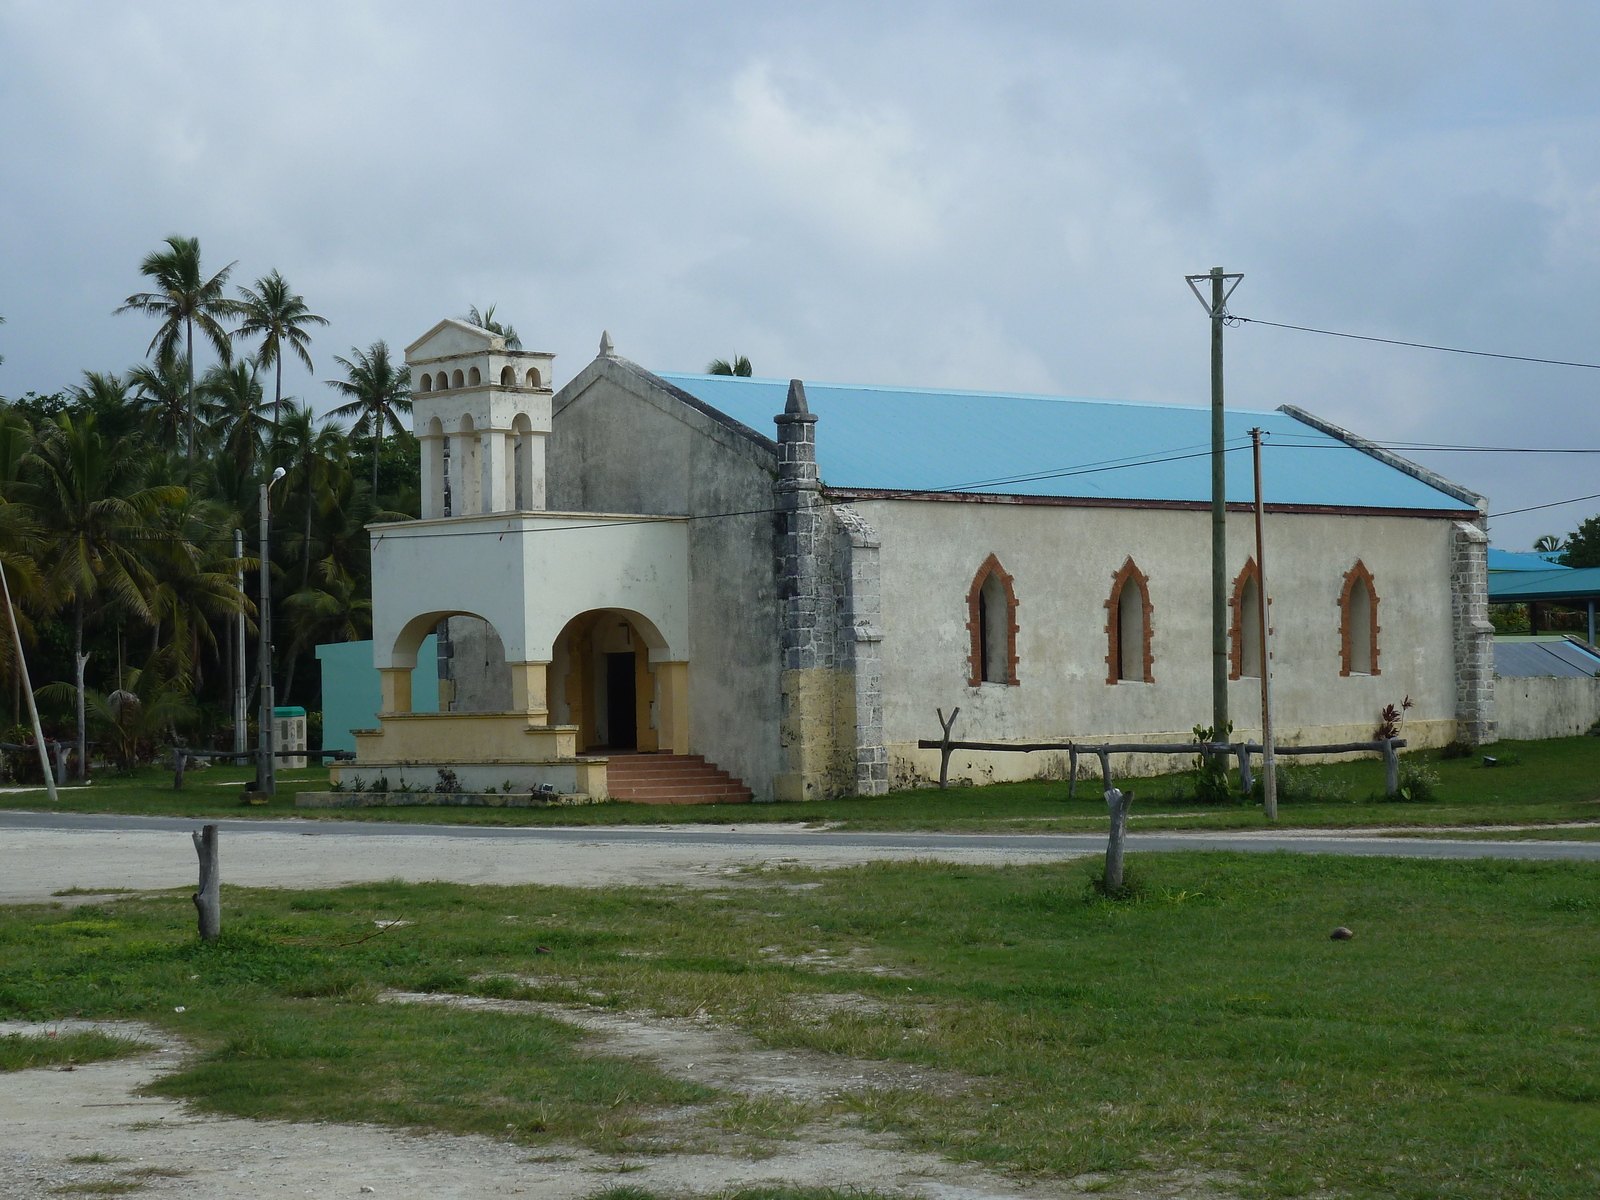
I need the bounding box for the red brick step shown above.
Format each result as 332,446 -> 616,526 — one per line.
604,753 -> 752,805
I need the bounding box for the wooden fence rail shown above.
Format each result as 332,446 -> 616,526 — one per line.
916,732 -> 1408,797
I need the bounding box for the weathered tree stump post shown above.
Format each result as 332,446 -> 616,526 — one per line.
1236,743 -> 1253,798
1096,745 -> 1112,794
935,707 -> 960,790
172,746 -> 187,791
1104,787 -> 1133,892
1382,738 -> 1399,797
1067,745 -> 1078,799
51,741 -> 69,786
192,824 -> 220,943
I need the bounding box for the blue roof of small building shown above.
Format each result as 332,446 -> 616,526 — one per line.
1488,549 -> 1570,572
1488,566 -> 1600,603
1494,639 -> 1600,678
658,374 -> 1475,511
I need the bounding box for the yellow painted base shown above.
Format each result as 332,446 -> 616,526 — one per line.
346,711 -> 608,799
777,667 -> 856,801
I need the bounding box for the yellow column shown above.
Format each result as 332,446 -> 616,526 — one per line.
379,668 -> 412,714
655,661 -> 690,755
509,661 -> 551,722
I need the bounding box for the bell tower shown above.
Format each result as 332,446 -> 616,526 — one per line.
404,318 -> 556,518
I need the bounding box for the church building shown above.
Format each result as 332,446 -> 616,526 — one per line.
336,317 -> 1492,803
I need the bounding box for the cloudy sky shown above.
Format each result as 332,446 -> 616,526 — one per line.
2,1 -> 1598,547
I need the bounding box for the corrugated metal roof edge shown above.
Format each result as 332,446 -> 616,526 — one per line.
827,486 -> 1477,519
1277,404 -> 1486,514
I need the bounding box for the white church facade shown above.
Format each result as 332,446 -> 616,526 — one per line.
335,317 -> 1493,803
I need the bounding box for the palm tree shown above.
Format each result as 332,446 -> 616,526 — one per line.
462,304 -> 521,349
271,402 -> 348,588
26,414 -> 175,778
326,341 -> 411,497
0,408 -> 47,725
1533,535 -> 1565,554
200,360 -> 272,481
69,371 -> 143,442
234,270 -> 328,427
116,236 -> 241,461
707,355 -> 753,377
127,346 -> 191,452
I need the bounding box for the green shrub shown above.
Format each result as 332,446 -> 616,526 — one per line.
1397,760 -> 1441,803
1439,740 -> 1473,759
1253,763 -> 1353,805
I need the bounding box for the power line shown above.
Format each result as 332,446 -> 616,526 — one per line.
1489,491 -> 1600,519
1231,315 -> 1600,371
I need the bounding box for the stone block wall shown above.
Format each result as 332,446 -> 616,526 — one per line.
1451,521 -> 1496,743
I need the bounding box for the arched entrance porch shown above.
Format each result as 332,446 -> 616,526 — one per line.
551,609 -> 689,755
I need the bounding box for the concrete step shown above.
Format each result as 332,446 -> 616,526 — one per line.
604,753 -> 751,805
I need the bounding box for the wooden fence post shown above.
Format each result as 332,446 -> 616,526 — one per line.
1067,745 -> 1078,799
1096,746 -> 1112,794
172,746 -> 187,790
1104,787 -> 1133,892
936,707 -> 960,790
1382,738 -> 1399,797
1236,743 -> 1253,798
192,824 -> 220,943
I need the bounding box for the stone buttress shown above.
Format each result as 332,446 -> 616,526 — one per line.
773,380 -> 887,799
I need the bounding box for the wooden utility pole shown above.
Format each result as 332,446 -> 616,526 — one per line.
1250,428 -> 1278,820
1186,267 -> 1243,736
0,559 -> 56,802
233,529 -> 247,755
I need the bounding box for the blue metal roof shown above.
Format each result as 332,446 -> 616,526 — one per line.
1488,566 -> 1600,603
1494,639 -> 1600,678
658,374 -> 1474,511
1488,549 -> 1570,572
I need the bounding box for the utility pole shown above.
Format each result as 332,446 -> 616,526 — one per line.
1250,428 -> 1277,820
233,529 -> 247,755
254,470 -> 286,795
1186,266 -> 1243,736
0,558 -> 56,802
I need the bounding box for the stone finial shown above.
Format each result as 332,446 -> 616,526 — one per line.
785,378 -> 809,414
599,330 -> 615,358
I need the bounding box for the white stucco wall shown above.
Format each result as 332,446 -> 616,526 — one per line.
547,358 -> 783,799
368,512 -> 690,668
1493,676 -> 1600,741
858,498 -> 1461,786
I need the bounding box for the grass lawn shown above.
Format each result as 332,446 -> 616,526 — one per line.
4,735 -> 1599,834
3,853 -> 1599,1197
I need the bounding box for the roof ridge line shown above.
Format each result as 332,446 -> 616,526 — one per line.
1276,403 -> 1486,514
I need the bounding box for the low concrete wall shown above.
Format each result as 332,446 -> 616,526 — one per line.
1493,675 -> 1600,741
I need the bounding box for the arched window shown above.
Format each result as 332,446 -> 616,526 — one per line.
525,367 -> 543,388
1105,558 -> 1153,683
1229,559 -> 1266,679
1339,561 -> 1380,676
451,369 -> 465,389
965,555 -> 1018,686
468,366 -> 482,386
418,372 -> 433,393
500,365 -> 514,386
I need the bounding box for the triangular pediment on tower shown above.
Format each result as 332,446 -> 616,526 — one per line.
406,318 -> 501,363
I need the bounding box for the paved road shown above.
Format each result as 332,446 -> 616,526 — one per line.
5,809 -> 1600,861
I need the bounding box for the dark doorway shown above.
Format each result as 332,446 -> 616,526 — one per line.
605,652 -> 637,749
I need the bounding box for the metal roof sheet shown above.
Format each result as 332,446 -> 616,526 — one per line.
1488,567 -> 1600,602
657,374 -> 1474,511
1488,549 -> 1570,572
1494,639 -> 1600,678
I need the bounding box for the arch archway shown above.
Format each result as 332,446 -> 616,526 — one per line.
418,372 -> 433,392
551,608 -> 683,753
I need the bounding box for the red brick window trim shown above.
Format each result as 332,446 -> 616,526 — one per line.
1105,558 -> 1154,684
1228,558 -> 1272,680
965,554 -> 1019,686
1338,560 -> 1381,677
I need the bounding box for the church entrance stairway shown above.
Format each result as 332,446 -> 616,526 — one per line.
603,753 -> 752,805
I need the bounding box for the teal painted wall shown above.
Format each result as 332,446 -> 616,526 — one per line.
315,637 -> 438,753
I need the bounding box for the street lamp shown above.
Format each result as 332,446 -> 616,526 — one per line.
254,467 -> 288,795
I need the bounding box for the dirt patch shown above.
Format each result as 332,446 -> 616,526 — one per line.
381,989 -> 965,1100
0,1015 -> 1240,1199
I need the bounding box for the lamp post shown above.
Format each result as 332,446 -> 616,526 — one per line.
254,467 -> 287,795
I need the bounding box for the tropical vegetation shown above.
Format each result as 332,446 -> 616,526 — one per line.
0,235 -> 459,778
